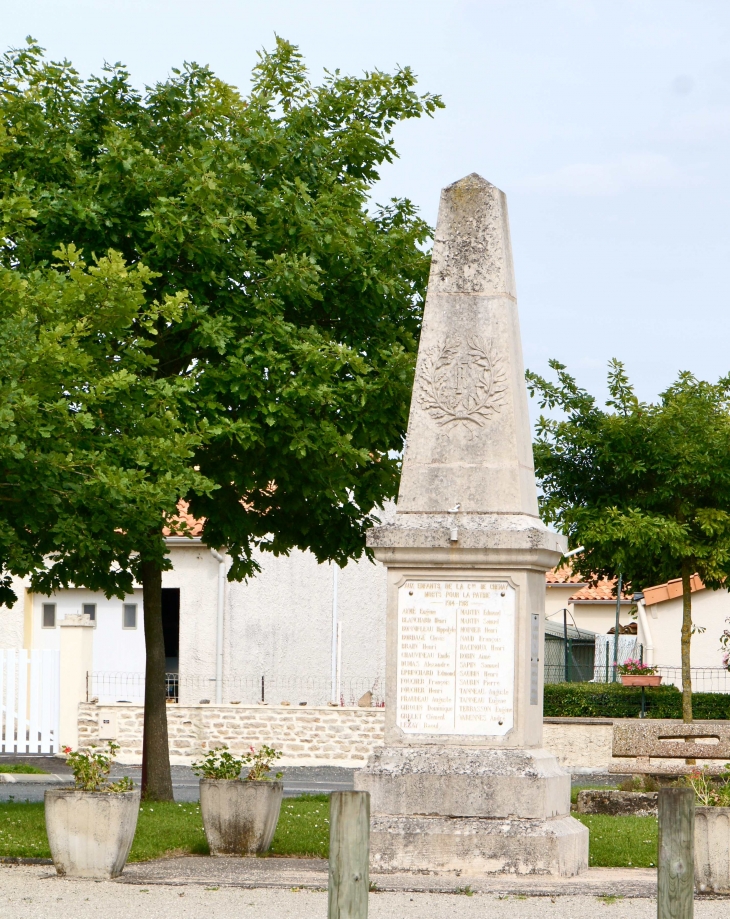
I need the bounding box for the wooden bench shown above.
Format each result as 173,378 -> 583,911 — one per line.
609,720 -> 730,776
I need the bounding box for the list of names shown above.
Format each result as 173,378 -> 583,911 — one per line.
396,579 -> 514,735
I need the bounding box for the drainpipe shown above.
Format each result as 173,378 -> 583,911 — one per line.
634,592 -> 654,667
210,549 -> 227,705
331,564 -> 339,705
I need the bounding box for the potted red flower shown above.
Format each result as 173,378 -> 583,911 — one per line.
617,659 -> 662,686
46,742 -> 139,878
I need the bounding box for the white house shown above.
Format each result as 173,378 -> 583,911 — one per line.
5,546 -> 730,706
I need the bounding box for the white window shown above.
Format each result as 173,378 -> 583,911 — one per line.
123,604 -> 137,630
42,603 -> 56,629
82,603 -> 96,625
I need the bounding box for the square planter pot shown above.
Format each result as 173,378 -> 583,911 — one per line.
200,779 -> 283,856
620,674 -> 663,686
695,806 -> 730,894
44,787 -> 140,878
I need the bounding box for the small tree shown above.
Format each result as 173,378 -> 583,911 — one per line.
0,38 -> 442,796
527,360 -> 730,722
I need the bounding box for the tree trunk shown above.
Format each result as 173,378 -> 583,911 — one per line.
140,559 -> 174,801
681,561 -> 693,724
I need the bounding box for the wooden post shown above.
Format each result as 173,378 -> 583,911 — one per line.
658,786 -> 694,919
328,791 -> 370,919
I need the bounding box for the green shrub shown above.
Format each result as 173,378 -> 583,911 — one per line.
543,682 -> 730,719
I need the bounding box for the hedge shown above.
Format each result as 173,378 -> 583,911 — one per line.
543,681 -> 730,719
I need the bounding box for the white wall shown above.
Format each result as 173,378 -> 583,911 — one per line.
29,588 -> 146,674
642,588 -> 730,674
570,601 -> 636,636
216,548 -> 387,706
544,584 -> 577,618
0,576 -> 27,649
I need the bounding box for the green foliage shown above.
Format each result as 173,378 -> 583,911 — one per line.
528,360 -> 730,595
242,744 -> 283,781
528,360 -> 730,719
543,681 -> 730,719
679,764 -> 730,807
0,35 -> 441,798
191,747 -> 244,780
63,741 -> 133,793
0,36 -> 443,594
0,247 -> 211,605
190,744 -> 283,780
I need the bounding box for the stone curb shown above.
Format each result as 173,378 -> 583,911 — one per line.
0,774 -> 69,784
115,857 -> 668,898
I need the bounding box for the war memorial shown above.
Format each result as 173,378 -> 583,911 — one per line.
355,173 -> 589,876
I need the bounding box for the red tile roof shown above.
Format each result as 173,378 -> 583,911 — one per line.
162,501 -> 205,538
570,579 -> 632,602
546,566 -> 585,585
643,574 -> 704,607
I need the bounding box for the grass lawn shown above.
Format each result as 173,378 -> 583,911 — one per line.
270,793 -> 329,858
0,793 -> 330,862
0,793 -> 657,868
576,814 -> 658,868
0,764 -> 47,774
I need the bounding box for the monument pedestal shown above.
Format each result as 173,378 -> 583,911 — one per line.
355,174 -> 589,877
358,746 -> 587,875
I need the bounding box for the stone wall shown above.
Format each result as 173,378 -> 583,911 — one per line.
78,703 -> 386,767
543,717 -> 614,773
87,706 -> 713,773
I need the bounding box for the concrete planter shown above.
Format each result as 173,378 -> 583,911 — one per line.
695,806 -> 730,893
200,779 -> 283,856
45,787 -> 140,878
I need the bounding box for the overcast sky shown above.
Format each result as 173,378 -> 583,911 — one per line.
3,0 -> 729,411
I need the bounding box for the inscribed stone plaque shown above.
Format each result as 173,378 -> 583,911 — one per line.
396,579 -> 515,735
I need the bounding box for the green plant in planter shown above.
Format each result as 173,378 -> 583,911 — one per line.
192,745 -> 283,781
62,742 -> 133,793
681,764 -> 730,806
242,745 -> 283,782
191,747 -> 245,780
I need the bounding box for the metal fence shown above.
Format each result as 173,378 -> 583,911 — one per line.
87,672 -> 385,707
655,667 -> 730,694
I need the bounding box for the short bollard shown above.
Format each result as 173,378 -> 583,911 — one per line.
328,791 -> 370,919
658,786 -> 694,919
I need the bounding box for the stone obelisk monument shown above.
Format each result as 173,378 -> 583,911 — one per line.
355,174 -> 588,875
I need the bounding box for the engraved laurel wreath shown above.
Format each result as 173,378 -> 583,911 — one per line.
417,336 -> 507,427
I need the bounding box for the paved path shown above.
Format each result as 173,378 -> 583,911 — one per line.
0,764 -> 355,802
1,865 -> 729,919
122,858 -> 660,896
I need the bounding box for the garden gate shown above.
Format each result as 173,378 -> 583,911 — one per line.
0,649 -> 60,754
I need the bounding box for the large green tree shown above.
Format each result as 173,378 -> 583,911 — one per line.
0,247 -> 211,782
0,38 -> 441,796
528,360 -> 730,722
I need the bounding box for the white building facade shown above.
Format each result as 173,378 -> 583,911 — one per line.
4,555 -> 730,704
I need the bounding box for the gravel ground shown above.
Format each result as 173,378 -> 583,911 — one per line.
0,867 -> 728,919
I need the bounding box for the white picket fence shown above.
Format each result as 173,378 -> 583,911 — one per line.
0,649 -> 60,754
